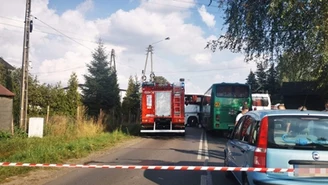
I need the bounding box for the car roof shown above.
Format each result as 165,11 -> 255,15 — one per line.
252,93 -> 270,97
245,109 -> 328,121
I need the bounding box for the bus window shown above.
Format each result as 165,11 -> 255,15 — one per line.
216,85 -> 249,98
192,95 -> 198,102
217,86 -> 232,97
234,86 -> 249,98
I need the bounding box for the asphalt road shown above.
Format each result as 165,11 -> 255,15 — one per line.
44,127 -> 239,185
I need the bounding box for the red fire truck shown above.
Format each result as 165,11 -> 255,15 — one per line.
140,78 -> 185,135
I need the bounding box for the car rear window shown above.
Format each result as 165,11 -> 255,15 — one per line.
252,97 -> 269,106
267,116 -> 328,150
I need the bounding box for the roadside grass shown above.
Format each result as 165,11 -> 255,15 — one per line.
0,113 -> 140,183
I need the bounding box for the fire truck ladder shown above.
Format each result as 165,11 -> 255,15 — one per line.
172,86 -> 185,133
173,91 -> 181,118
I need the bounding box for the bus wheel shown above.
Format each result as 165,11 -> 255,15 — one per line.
187,117 -> 198,127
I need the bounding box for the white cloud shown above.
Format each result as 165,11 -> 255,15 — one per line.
198,5 -> 216,28
76,0 -> 94,14
0,0 -> 256,96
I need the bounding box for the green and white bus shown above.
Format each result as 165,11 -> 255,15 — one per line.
201,82 -> 252,136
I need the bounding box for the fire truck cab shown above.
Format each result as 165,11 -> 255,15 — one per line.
140,78 -> 185,135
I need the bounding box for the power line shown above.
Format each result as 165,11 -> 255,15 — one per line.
31,66 -> 87,75
172,0 -> 219,8
0,15 -> 91,37
147,0 -> 221,13
0,22 -> 23,29
32,16 -> 93,51
0,15 -> 23,22
0,21 -> 103,44
155,66 -> 249,74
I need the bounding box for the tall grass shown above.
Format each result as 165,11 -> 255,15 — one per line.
0,109 -> 136,183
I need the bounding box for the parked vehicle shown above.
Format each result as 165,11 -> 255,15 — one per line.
140,78 -> 185,135
184,93 -> 204,127
201,82 -> 252,136
252,93 -> 271,110
224,109 -> 328,185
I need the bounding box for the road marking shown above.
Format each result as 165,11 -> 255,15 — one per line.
200,175 -> 207,185
204,131 -> 209,160
199,130 -> 213,185
204,159 -> 213,185
197,130 -> 204,160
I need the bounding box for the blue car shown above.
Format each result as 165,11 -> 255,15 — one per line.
224,110 -> 328,185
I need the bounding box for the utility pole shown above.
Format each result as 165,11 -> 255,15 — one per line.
19,0 -> 32,131
141,37 -> 170,83
142,45 -> 154,83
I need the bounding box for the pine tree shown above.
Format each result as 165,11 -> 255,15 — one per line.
122,75 -> 141,123
255,62 -> 268,93
245,70 -> 258,92
82,39 -> 117,118
66,72 -> 81,117
107,69 -> 121,123
266,63 -> 280,95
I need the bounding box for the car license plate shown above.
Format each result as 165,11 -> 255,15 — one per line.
294,165 -> 328,177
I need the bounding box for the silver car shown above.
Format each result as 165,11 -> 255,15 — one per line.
224,110 -> 328,185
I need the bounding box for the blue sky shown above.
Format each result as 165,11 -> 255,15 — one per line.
49,0 -> 141,19
48,0 -> 226,37
0,0 -> 256,94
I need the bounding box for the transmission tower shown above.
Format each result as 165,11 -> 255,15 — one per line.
110,49 -> 116,72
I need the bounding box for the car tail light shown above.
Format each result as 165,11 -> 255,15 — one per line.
216,114 -> 220,121
253,116 -> 268,168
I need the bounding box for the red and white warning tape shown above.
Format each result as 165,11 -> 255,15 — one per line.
0,162 -> 295,172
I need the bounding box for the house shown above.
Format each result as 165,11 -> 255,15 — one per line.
280,81 -> 324,110
0,84 -> 15,132
0,57 -> 16,89
0,57 -> 15,71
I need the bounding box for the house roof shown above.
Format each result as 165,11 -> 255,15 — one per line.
0,84 -> 15,97
0,57 -> 15,70
280,81 -> 318,96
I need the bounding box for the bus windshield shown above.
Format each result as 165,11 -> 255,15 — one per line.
216,85 -> 249,98
185,94 -> 203,105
